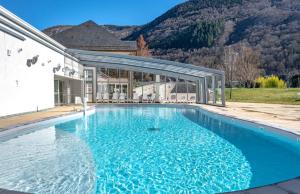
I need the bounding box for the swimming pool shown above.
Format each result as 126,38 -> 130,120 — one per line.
0,105 -> 299,193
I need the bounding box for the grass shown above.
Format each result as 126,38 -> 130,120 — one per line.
225,88 -> 300,105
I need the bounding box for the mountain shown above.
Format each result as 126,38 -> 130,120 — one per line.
124,0 -> 300,77
43,0 -> 300,77
43,23 -> 138,40
44,21 -> 137,51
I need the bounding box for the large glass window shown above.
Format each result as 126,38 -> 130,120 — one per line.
84,69 -> 94,102
107,69 -> 119,101
166,76 -> 177,102
54,80 -> 63,105
97,68 -> 109,102
119,70 -> 129,101
133,72 -> 143,102
215,74 -> 223,105
187,81 -> 196,103
176,78 -> 187,103
91,66 -> 225,105
142,73 -> 155,102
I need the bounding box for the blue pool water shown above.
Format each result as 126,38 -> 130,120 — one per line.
0,105 -> 300,193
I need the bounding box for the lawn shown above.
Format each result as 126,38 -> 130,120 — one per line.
225,88 -> 300,105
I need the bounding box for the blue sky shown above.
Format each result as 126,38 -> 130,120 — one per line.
0,0 -> 185,30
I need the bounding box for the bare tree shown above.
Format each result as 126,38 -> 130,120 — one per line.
235,45 -> 261,88
137,35 -> 151,57
219,46 -> 238,99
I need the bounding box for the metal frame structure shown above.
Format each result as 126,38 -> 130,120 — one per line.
67,49 -> 226,106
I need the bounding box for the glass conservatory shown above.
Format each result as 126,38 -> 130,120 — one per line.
67,49 -> 225,106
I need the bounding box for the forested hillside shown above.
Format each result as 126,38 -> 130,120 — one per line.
44,0 -> 300,80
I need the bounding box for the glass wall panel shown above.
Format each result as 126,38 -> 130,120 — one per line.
158,75 -> 166,102
97,67 -> 109,102
85,82 -> 93,102
206,76 -> 214,104
84,69 -> 94,102
133,72 -> 143,102
166,77 -> 177,102
176,78 -> 187,103
119,70 -> 129,101
215,74 -> 223,105
108,69 -> 119,101
187,81 -> 196,103
142,73 -> 155,102
90,66 -> 224,105
54,80 -> 63,105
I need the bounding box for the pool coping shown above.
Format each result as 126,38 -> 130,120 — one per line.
222,176 -> 300,194
0,106 -> 96,139
0,103 -> 299,193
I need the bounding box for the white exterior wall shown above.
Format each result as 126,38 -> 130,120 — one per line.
0,6 -> 82,117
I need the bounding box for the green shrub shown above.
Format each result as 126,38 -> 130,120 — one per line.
255,76 -> 286,88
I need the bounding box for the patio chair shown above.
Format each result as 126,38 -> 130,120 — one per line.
119,93 -> 126,103
143,94 -> 150,103
102,93 -> 109,103
170,94 -> 176,103
180,95 -> 187,103
150,94 -> 157,103
188,96 -> 196,103
112,92 -> 119,103
75,96 -> 83,105
133,93 -> 140,103
96,93 -> 102,103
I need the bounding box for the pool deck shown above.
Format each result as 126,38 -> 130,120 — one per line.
0,105 -> 85,131
198,102 -> 300,136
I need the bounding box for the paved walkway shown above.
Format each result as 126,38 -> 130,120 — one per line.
198,102 -> 300,135
0,105 -> 84,131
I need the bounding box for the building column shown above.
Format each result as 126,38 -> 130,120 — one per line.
204,77 -> 208,104
196,78 -> 206,104
221,74 -> 226,106
128,71 -> 133,100
155,75 -> 160,102
212,75 -> 216,104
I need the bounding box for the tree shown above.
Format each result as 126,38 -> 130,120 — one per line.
137,35 -> 151,57
219,46 -> 238,99
235,44 -> 261,88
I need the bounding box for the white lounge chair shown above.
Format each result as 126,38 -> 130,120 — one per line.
150,94 -> 157,103
119,93 -> 126,103
75,96 -> 83,105
112,92 -> 119,103
96,93 -> 102,103
102,93 -> 109,103
133,93 -> 140,103
170,94 -> 176,103
143,94 -> 150,103
188,95 -> 196,103
180,95 -> 187,103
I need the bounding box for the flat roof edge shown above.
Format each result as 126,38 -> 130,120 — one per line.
0,6 -> 66,51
